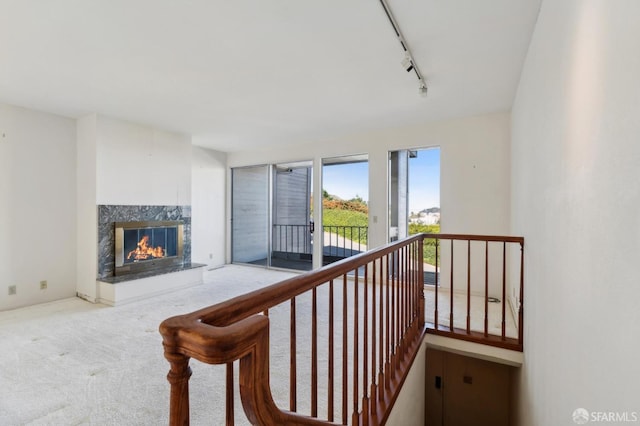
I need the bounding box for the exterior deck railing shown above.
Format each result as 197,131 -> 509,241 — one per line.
271,224 -> 369,265
272,224 -> 313,256
322,225 -> 368,260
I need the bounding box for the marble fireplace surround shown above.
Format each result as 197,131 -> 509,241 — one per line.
96,205 -> 204,305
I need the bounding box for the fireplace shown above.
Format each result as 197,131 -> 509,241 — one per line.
114,220 -> 184,276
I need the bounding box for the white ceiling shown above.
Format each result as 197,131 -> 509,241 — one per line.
0,1 -> 541,152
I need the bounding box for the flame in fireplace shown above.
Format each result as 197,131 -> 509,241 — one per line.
126,235 -> 165,261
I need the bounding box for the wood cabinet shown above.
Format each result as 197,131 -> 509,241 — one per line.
426,348 -> 513,426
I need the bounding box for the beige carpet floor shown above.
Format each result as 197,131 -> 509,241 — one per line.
0,265 -> 299,426
424,286 -> 518,339
0,264 -> 512,425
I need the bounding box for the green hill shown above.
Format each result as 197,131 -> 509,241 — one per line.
322,208 -> 368,244
410,223 -> 440,265
321,194 -> 440,265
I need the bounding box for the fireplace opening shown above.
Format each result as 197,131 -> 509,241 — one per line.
115,221 -> 184,276
124,228 -> 176,262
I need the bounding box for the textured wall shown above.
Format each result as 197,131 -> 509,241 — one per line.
511,1 -> 640,424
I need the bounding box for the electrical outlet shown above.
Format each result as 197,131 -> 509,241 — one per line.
40,280 -> 48,290
8,285 -> 16,295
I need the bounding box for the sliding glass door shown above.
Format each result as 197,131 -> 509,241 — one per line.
231,162 -> 314,271
271,162 -> 313,271
231,165 -> 269,265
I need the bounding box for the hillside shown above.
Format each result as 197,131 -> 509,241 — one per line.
322,194 -> 368,244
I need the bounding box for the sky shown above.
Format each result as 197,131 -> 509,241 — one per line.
321,148 -> 440,212
408,148 -> 440,212
322,161 -> 369,201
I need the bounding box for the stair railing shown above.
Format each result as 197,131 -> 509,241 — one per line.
160,234 -> 424,425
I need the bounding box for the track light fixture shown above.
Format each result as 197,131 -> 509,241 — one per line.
418,79 -> 428,97
401,53 -> 414,73
379,0 -> 427,97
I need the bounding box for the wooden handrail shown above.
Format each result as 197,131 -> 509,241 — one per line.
193,235 -> 422,328
159,232 -> 523,424
160,234 -> 425,425
424,233 -> 524,352
422,233 -> 524,244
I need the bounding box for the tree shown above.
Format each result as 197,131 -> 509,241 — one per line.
350,194 -> 366,204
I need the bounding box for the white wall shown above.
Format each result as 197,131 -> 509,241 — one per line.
191,145 -> 226,267
511,1 -> 640,424
76,115 -> 193,302
96,116 -> 191,205
227,112 -> 511,286
0,103 -> 77,310
386,340 -> 426,426
76,114 -> 98,301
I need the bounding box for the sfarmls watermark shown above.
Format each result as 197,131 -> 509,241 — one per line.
573,408 -> 639,424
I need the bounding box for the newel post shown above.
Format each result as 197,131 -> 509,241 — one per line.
165,350 -> 192,426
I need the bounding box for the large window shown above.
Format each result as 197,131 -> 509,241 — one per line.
389,147 -> 440,283
321,154 -> 368,265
